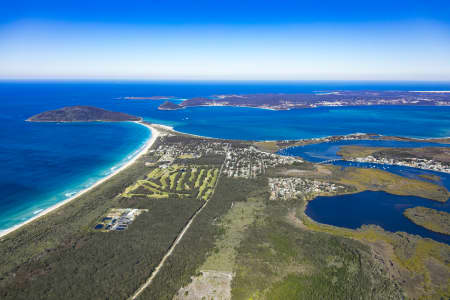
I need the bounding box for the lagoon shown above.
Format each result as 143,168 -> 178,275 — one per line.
281,140 -> 450,244
306,191 -> 450,244
1,80 -> 450,233
278,140 -> 450,190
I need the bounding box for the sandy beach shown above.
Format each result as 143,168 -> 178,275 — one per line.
0,121 -> 160,239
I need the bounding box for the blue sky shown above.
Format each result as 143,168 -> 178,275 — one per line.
1,0 -> 449,80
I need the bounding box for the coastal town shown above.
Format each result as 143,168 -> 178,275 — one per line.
223,146 -> 299,178
3,0 -> 450,297
266,133 -> 388,153
268,177 -> 347,201
349,156 -> 450,174
146,132 -> 301,180
148,136 -> 227,165
2,119 -> 449,300
157,90 -> 450,111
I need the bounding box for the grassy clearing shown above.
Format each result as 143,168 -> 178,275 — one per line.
201,195 -> 265,272
189,168 -> 197,182
122,180 -> 169,199
337,146 -> 386,159
195,169 -> 205,188
330,166 -> 449,202
169,172 -> 178,190
139,181 -> 165,194
254,141 -> 280,152
176,172 -> 187,191
201,189 -> 212,201
145,180 -> 161,189
404,206 -> 450,235
122,165 -> 219,202
196,168 -> 218,200
208,169 -> 219,188
198,171 -> 211,199
147,167 -> 163,179
160,171 -> 170,190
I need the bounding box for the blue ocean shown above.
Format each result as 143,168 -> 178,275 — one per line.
1,80 -> 450,235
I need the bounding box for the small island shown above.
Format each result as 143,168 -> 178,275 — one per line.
27,106 -> 141,122
404,206 -> 450,235
158,101 -> 182,110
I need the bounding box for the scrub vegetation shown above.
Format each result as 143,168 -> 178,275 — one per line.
404,206 -> 450,235
338,145 -> 450,163
0,133 -> 223,300
328,166 -> 449,202
230,198 -> 402,300
302,208 -> 450,299
0,129 -> 448,300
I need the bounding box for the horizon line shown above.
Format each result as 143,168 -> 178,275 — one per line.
1,78 -> 450,83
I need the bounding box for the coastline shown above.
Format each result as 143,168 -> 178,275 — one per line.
161,103 -> 450,112
1,119 -> 448,240
0,121 -> 159,239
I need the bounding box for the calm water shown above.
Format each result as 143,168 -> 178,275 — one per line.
306,191 -> 450,244
331,161 -> 450,191
278,140 -> 450,190
2,81 -> 450,141
280,140 -> 450,243
278,140 -> 450,163
1,80 -> 450,232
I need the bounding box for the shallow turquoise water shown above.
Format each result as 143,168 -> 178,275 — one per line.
0,120 -> 150,230
1,80 -> 449,232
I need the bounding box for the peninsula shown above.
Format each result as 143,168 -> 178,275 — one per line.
27,105 -> 141,122
404,206 -> 450,235
157,90 -> 450,111
337,146 -> 450,174
1,107 -> 449,300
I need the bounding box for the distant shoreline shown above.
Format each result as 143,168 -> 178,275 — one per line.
156,90 -> 450,111
0,121 -> 159,239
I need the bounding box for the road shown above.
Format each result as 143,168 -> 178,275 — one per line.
128,148 -> 227,299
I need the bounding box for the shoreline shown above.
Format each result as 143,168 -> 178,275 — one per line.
1,119 -> 448,239
162,103 -> 450,112
0,121 -> 159,239
155,119 -> 450,143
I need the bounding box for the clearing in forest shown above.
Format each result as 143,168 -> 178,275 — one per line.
122,164 -> 219,200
